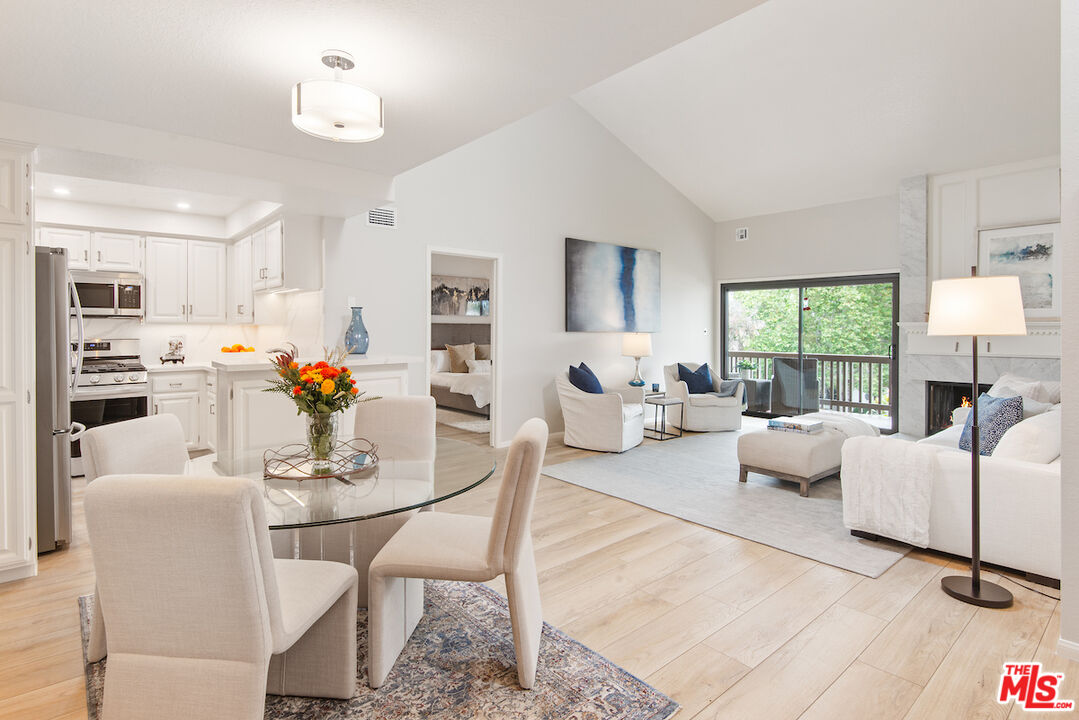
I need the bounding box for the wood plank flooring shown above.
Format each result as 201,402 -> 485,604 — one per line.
0,423 -> 1068,719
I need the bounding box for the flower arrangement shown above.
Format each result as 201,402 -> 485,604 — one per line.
264,343 -> 375,464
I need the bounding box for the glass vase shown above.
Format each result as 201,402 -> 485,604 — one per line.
306,412 -> 339,473
344,306 -> 370,355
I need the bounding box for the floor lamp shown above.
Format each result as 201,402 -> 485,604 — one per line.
926,269 -> 1026,608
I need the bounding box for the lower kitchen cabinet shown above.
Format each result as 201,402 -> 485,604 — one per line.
153,391 -> 201,449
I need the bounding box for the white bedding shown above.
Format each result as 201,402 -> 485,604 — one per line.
431,371 -> 491,409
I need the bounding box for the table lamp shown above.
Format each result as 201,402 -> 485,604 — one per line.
927,268 -> 1026,608
622,333 -> 652,387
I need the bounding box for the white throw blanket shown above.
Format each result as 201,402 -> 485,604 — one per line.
448,372 -> 491,409
841,436 -> 938,547
798,411 -> 881,439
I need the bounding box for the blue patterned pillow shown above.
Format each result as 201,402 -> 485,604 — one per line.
959,393 -> 1023,456
678,363 -> 713,394
568,362 -> 603,394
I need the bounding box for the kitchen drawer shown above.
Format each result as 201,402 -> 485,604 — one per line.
151,373 -> 203,393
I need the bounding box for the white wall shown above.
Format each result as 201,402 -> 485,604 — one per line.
713,194 -> 899,284
1058,0 -> 1079,657
37,198 -> 226,238
324,99 -> 715,442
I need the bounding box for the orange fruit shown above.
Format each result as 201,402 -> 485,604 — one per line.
245,346 -> 255,352
220,346 -> 230,353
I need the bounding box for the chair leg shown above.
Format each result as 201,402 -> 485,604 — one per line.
88,586 -> 108,662
266,580 -> 358,699
505,544 -> 543,689
367,572 -> 408,689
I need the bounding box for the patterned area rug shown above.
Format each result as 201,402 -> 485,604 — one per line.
80,581 -> 677,720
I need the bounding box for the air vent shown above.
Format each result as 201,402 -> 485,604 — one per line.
366,206 -> 397,228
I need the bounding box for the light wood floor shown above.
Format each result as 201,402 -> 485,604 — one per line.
0,424 -> 1073,719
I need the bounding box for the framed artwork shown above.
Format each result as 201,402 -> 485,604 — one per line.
431,275 -> 490,316
565,237 -> 660,332
978,222 -> 1061,319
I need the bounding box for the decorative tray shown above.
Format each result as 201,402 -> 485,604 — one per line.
263,438 -> 379,481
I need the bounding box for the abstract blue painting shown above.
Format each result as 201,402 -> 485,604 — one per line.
565,237 -> 660,332
979,222 -> 1061,318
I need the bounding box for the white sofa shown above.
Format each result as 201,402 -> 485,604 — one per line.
846,400 -> 1062,582
663,363 -> 743,432
555,372 -> 644,452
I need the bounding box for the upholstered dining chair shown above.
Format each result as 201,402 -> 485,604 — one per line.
80,413 -> 189,483
353,395 -> 436,463
367,417 -> 548,690
85,475 -> 359,720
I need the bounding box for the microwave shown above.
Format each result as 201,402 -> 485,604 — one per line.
70,271 -> 144,318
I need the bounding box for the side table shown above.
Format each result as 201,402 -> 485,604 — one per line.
645,396 -> 683,441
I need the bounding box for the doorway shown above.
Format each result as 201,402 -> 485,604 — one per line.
720,273 -> 899,433
426,248 -> 503,447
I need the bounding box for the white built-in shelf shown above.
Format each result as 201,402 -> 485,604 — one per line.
899,321 -> 1061,359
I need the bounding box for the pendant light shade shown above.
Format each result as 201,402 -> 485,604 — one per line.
291,51 -> 384,143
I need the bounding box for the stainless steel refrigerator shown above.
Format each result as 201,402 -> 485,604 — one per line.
35,246 -> 83,552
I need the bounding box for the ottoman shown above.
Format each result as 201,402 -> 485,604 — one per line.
737,428 -> 845,497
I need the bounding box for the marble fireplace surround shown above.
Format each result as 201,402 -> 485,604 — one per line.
896,175 -> 1061,437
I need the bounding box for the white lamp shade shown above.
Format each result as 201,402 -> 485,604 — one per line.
622,333 -> 653,358
292,79 -> 383,143
927,276 -> 1027,336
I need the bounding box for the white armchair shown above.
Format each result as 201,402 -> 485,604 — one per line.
664,363 -> 743,432
555,372 -> 644,452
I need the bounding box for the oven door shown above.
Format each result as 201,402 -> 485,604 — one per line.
70,384 -> 150,476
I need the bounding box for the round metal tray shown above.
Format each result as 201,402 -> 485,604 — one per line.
262,438 -> 379,481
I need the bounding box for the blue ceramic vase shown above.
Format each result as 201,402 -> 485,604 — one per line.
344,307 -> 370,355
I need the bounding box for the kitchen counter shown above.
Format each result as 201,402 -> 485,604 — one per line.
211,354 -> 422,372
145,362 -> 214,373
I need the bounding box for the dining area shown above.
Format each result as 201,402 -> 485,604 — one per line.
76,380 -> 550,719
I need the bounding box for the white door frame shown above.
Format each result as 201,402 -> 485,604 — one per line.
426,246 -> 504,448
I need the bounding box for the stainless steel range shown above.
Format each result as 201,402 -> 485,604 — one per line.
70,339 -> 149,476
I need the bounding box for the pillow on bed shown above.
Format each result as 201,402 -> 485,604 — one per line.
476,344 -> 491,361
466,359 -> 492,374
445,343 -> 476,373
430,350 -> 451,373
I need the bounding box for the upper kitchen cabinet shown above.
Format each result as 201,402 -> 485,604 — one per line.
251,214 -> 321,293
0,146 -> 30,225
146,237 -> 226,324
37,228 -> 140,272
227,235 -> 254,324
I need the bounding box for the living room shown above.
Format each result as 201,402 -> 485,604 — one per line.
1,1 -> 1078,719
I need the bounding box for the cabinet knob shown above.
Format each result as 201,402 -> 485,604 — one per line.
97,250 -> 102,262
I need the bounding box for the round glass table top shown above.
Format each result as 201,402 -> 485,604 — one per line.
209,437 -> 497,530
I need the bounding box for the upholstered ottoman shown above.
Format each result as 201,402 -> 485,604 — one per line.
737,428 -> 846,497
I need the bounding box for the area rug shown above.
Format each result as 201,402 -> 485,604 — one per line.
543,427 -> 909,578
436,408 -> 491,434
79,581 -> 677,720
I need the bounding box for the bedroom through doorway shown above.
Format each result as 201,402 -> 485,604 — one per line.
427,249 -> 500,446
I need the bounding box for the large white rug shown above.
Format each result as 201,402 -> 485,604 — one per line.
542,424 -> 909,578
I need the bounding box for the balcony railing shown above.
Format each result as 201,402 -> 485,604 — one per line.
728,350 -> 892,416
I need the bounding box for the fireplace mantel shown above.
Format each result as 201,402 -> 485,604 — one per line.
898,322 -> 1061,359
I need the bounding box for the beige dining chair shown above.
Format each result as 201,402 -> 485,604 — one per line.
353,395 -> 436,462
367,417 -> 549,690
85,474 -> 359,720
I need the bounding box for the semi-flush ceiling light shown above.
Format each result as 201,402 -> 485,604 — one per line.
292,50 -> 383,143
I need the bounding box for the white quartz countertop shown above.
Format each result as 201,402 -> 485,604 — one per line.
145,362 -> 214,373
211,354 -> 423,372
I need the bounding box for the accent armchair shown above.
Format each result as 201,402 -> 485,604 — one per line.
663,363 -> 743,432
554,372 -> 644,452
771,357 -> 820,416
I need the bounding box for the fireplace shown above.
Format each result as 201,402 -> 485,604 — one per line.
925,381 -> 991,436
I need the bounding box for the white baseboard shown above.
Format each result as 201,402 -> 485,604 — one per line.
1056,636 -> 1079,662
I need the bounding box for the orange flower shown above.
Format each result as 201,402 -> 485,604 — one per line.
292,386 -> 302,396
320,379 -> 336,395
289,362 -> 298,369
349,386 -> 359,395
350,379 -> 356,385
340,366 -> 349,373
315,361 -> 329,369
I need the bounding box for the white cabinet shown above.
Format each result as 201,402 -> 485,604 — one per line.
91,232 -> 141,272
249,216 -> 320,294
146,237 -> 227,324
0,143 -> 36,583
252,222 -> 282,291
205,372 -> 218,451
228,235 -> 254,323
38,227 -> 91,270
154,391 -> 201,449
188,240 -> 227,323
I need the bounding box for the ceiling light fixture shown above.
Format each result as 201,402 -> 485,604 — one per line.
292,50 -> 383,143
53,187 -> 71,196
176,201 -> 191,210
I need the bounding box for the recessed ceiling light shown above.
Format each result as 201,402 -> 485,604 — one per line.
53,187 -> 71,196
176,201 -> 191,210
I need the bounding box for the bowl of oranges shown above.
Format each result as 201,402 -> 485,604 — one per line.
221,343 -> 256,353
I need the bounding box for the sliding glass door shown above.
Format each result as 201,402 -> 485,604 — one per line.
721,274 -> 899,433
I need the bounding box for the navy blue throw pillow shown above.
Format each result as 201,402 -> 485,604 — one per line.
959,393 -> 1023,456
568,362 -> 604,394
678,363 -> 713,394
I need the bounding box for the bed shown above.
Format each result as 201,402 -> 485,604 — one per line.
430,323 -> 491,417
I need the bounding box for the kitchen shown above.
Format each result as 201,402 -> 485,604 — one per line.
33,171 -> 416,554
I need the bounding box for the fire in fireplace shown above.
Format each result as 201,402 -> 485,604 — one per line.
925,381 -> 991,436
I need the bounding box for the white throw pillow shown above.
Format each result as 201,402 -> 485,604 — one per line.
989,373 -> 1059,405
466,358 -> 492,374
430,350 -> 451,373
989,385 -> 1051,418
992,410 -> 1061,464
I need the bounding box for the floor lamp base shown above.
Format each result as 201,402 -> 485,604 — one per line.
941,575 -> 1013,609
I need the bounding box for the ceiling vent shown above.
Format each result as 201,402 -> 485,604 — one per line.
366,206 -> 397,228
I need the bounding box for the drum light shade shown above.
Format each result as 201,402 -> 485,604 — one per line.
291,50 -> 383,143
927,276 -> 1027,337
621,333 -> 653,358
